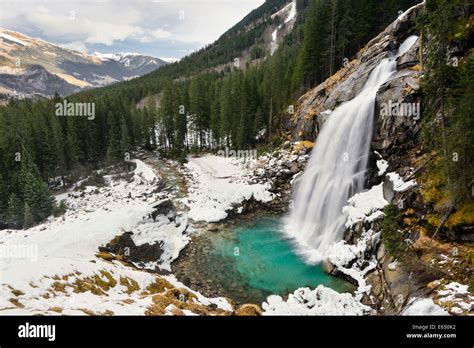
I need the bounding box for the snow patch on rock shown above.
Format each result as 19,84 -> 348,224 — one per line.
343,183 -> 388,228
262,286 -> 372,315
387,172 -> 416,192
327,229 -> 378,298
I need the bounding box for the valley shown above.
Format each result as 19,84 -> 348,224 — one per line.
0,0 -> 472,318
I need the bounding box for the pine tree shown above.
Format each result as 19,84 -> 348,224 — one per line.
107,111 -> 122,161
449,53 -> 474,200
64,117 -> 80,170
189,75 -> 211,148
230,72 -> 243,147
20,150 -> 54,224
174,83 -> 188,156
381,203 -> 404,257
239,75 -> 256,148
220,75 -> 233,147
209,81 -> 221,147
293,0 -> 331,90
120,116 -> 131,155
0,176 -> 7,222
159,82 -> 176,150
6,193 -> 22,228
23,202 -> 34,229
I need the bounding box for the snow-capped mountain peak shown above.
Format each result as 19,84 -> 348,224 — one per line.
0,28 -> 168,98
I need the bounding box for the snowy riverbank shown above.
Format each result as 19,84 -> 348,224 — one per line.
0,159 -> 232,315
181,154 -> 274,223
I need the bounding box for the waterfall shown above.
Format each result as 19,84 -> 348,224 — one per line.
285,36 -> 418,263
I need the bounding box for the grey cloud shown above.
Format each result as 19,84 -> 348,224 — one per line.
0,0 -> 264,58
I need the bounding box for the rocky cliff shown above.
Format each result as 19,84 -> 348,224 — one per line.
289,4 -> 422,150
286,3 -> 473,315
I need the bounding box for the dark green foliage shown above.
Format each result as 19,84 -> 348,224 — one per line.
53,200 -> 67,218
20,155 -> 54,224
0,149 -> 55,228
419,0 -> 473,203
6,193 -> 22,228
0,176 -> 8,223
293,0 -> 417,92
451,53 -> 474,199
381,203 -> 405,258
250,46 -> 265,60
83,172 -> 106,187
23,203 -> 34,229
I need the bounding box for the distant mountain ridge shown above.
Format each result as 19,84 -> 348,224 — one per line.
0,28 -> 167,98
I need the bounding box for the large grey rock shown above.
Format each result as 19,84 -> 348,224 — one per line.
372,69 -> 422,156
99,232 -> 165,273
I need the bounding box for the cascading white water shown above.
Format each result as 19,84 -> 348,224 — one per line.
286,36 -> 418,263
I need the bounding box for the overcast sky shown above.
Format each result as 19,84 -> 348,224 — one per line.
0,0 -> 265,60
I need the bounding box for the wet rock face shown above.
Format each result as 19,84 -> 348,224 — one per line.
372,43 -> 422,160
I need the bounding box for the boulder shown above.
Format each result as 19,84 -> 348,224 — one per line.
323,260 -> 335,274
235,304 -> 262,316
383,176 -> 396,203
150,199 -> 177,222
372,71 -> 422,156
99,232 -> 165,272
397,41 -> 419,69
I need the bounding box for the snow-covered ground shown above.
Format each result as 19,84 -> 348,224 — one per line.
402,298 -> 449,315
182,155 -> 274,223
0,160 -> 232,315
433,281 -> 474,315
